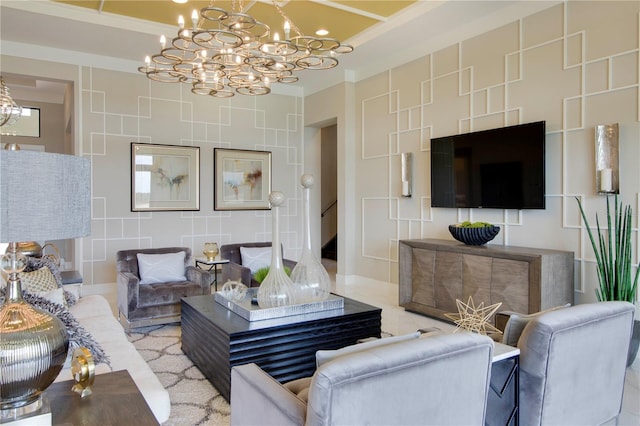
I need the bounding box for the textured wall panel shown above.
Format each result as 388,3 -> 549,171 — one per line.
80,69 -> 303,284
353,1 -> 640,309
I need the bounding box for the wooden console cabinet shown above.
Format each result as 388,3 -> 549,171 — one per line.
399,239 -> 574,321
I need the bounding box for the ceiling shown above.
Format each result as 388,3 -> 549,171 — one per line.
0,1 -> 561,99
55,0 -> 419,47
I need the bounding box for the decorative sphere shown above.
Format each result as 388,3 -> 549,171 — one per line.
269,191 -> 285,207
301,174 -> 314,188
0,252 -> 27,274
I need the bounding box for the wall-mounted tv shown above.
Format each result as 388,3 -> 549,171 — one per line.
431,121 -> 546,209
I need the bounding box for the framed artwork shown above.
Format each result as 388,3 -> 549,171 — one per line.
214,148 -> 272,211
131,142 -> 200,211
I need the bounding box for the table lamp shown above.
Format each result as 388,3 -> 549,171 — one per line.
0,149 -> 90,421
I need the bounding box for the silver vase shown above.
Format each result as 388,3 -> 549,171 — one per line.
0,248 -> 69,418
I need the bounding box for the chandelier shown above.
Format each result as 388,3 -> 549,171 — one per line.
0,77 -> 22,127
138,0 -> 353,97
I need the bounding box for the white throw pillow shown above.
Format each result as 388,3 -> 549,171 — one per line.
37,287 -> 68,307
137,251 -> 187,285
315,332 -> 421,368
240,246 -> 272,274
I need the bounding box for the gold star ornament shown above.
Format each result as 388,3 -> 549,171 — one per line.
444,297 -> 503,335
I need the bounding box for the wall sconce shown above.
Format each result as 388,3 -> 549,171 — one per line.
401,152 -> 412,197
595,123 -> 619,194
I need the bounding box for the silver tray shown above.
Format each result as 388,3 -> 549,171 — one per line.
214,287 -> 344,321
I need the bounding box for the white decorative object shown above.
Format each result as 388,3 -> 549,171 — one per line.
291,174 -> 331,303
599,168 -> 612,192
220,280 -> 248,302
257,192 -> 296,308
401,152 -> 412,197
595,123 -> 619,194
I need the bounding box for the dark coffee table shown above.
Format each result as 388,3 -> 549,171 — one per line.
181,294 -> 382,401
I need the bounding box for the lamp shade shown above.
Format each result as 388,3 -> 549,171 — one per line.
0,150 -> 90,243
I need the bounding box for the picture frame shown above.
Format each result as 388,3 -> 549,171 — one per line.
214,148 -> 272,211
131,142 -> 200,211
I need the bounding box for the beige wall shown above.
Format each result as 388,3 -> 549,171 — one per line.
307,1 -> 640,307
0,56 -> 304,287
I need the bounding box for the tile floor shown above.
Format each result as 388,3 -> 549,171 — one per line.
322,259 -> 640,425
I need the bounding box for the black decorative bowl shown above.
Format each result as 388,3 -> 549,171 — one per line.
449,224 -> 500,246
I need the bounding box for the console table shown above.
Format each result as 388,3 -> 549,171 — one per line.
399,239 -> 574,321
181,294 -> 382,401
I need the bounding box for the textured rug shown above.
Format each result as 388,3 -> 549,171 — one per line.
127,324 -> 230,426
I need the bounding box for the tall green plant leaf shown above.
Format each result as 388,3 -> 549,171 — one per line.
575,195 -> 639,303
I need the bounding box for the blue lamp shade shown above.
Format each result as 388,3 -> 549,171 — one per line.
0,150 -> 90,243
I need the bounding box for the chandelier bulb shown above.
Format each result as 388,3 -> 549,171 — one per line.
191,10 -> 198,30
249,73 -> 255,81
284,21 -> 290,39
274,32 -> 280,42
160,35 -> 166,49
178,15 -> 185,29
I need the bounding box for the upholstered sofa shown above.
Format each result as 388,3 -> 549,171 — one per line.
116,247 -> 212,329
220,242 -> 297,287
53,294 -> 171,423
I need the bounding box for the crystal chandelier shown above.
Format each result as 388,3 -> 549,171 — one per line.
138,0 -> 353,97
0,77 -> 22,127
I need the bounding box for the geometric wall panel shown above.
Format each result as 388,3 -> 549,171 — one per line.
355,0 -> 640,307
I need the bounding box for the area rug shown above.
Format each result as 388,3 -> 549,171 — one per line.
127,324 -> 230,426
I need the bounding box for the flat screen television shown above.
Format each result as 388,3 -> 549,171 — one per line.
431,121 -> 545,209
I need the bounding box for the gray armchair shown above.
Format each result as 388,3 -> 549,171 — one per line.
230,332 -> 494,426
501,301 -> 635,425
116,247 -> 212,330
220,242 -> 296,287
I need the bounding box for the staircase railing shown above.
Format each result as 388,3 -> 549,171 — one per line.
321,199 -> 338,248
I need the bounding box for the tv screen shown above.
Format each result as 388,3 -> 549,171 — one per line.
431,121 -> 545,209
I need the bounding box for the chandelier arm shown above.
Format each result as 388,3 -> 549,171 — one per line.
137,1 -> 352,97
271,0 -> 303,38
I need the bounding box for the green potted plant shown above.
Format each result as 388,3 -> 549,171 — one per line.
253,266 -> 291,284
576,195 -> 640,366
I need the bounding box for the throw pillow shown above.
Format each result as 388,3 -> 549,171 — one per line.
19,266 -> 59,293
25,256 -> 63,287
36,287 -> 68,308
137,251 -> 187,285
240,246 -> 272,274
315,331 -> 421,368
502,303 -> 571,346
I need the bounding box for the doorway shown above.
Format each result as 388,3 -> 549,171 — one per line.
320,124 -> 338,265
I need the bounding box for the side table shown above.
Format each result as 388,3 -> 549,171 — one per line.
195,257 -> 229,291
46,369 -> 158,425
487,342 -> 520,426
